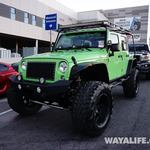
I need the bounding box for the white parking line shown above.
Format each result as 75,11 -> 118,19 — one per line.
0,99 -> 7,103
0,109 -> 12,116
0,106 -> 50,117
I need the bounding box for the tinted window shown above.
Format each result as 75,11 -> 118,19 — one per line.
32,15 -> 36,26
10,7 -> 16,20
0,64 -> 9,72
129,44 -> 149,52
42,19 -> 45,28
24,12 -> 29,24
56,32 -> 106,49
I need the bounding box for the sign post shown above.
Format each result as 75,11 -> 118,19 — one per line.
45,14 -> 57,52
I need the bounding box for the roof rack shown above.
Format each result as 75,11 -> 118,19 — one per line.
59,20 -> 131,35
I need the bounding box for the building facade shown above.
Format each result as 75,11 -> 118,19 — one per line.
0,0 -> 78,54
106,5 -> 150,44
0,0 -> 149,56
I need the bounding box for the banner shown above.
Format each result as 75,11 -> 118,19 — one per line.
114,17 -> 141,31
126,34 -> 141,41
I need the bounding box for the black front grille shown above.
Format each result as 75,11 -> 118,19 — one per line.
26,62 -> 56,81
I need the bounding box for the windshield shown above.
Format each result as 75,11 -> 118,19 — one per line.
129,44 -> 149,52
55,31 -> 106,50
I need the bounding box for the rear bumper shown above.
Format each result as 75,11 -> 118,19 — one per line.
9,75 -> 72,102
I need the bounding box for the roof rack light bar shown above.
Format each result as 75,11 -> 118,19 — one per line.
59,20 -> 131,35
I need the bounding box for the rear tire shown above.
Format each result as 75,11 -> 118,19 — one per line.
123,69 -> 139,97
7,85 -> 42,115
72,81 -> 113,137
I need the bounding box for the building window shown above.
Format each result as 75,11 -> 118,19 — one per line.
32,15 -> 36,26
42,19 -> 45,29
24,12 -> 29,24
10,7 -> 16,20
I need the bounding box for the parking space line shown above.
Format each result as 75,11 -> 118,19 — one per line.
0,99 -> 7,103
0,109 -> 12,116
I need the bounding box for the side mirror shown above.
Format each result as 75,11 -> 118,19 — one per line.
107,40 -> 112,47
111,44 -> 120,51
51,42 -> 55,50
107,40 -> 114,57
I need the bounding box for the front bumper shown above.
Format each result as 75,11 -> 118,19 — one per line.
136,61 -> 150,73
9,75 -> 72,102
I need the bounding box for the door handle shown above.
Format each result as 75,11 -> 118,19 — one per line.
0,75 -> 4,77
118,55 -> 122,58
126,55 -> 129,57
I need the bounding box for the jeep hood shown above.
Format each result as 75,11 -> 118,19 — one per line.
130,51 -> 149,55
24,50 -> 107,63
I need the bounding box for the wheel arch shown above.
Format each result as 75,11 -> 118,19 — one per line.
126,58 -> 137,76
70,62 -> 109,83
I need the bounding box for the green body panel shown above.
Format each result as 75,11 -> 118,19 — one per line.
18,29 -> 133,84
19,49 -> 108,83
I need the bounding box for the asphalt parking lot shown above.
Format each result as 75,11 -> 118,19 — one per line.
0,74 -> 150,150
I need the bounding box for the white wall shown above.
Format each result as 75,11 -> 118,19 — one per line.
0,57 -> 22,64
0,0 -> 78,42
0,16 -> 50,42
37,0 -> 77,19
78,10 -> 108,23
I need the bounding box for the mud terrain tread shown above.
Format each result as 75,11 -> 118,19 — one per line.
123,69 -> 139,97
71,81 -> 113,136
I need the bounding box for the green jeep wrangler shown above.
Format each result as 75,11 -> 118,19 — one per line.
7,21 -> 139,136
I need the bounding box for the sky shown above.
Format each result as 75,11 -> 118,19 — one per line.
57,0 -> 150,12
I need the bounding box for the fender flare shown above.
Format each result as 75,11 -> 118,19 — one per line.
70,62 -> 109,83
126,58 -> 137,76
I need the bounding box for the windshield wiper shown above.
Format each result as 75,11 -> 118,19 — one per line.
84,47 -> 92,51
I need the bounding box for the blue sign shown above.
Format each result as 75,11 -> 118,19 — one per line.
45,14 -> 57,30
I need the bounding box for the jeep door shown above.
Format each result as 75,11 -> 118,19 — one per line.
120,36 -> 130,75
107,33 -> 124,80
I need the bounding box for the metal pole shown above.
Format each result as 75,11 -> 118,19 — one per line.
50,30 -> 52,52
36,39 -> 38,54
16,40 -> 18,53
132,34 -> 136,58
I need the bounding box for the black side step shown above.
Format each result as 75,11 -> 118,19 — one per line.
109,77 -> 129,88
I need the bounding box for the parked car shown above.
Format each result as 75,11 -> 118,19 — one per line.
0,62 -> 18,95
129,44 -> 150,79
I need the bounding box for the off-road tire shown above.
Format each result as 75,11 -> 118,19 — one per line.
71,81 -> 113,137
123,69 -> 139,97
7,85 -> 42,115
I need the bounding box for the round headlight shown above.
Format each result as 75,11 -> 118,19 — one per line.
59,62 -> 67,73
22,61 -> 26,70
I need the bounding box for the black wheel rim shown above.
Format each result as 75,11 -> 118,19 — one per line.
94,93 -> 110,129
